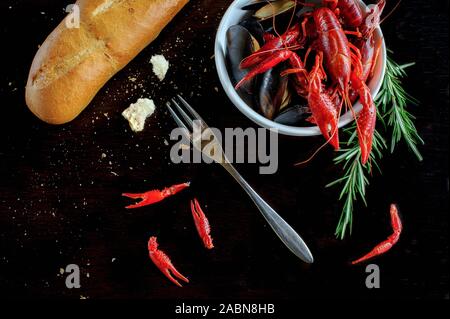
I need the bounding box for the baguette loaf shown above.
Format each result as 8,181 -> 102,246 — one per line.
26,0 -> 189,124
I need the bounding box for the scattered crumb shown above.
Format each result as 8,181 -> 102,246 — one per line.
150,55 -> 169,81
122,98 -> 156,132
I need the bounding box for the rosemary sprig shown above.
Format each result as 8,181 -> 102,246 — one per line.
377,55 -> 424,161
328,53 -> 423,239
326,128 -> 386,239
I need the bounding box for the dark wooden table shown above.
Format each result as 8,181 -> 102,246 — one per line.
0,0 -> 448,300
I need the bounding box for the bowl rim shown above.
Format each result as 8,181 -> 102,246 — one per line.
214,0 -> 387,137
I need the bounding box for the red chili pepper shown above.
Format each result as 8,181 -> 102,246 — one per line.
351,204 -> 402,265
148,236 -> 189,287
122,182 -> 190,209
191,198 -> 214,249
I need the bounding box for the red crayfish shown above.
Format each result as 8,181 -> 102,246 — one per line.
191,198 -> 214,249
352,203 -> 402,264
230,0 -> 387,164
123,182 -> 215,287
122,182 -> 190,208
148,236 -> 189,287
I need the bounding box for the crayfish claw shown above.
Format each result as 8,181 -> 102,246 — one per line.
122,190 -> 162,209
164,270 -> 182,287
123,182 -> 189,209
122,192 -> 148,209
122,192 -> 144,200
316,118 -> 340,150
163,269 -> 186,288
124,201 -> 146,209
168,266 -> 189,286
148,236 -> 189,287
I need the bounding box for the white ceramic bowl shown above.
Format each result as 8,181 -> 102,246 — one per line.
214,0 -> 386,136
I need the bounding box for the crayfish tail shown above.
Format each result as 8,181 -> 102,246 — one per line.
360,147 -> 370,165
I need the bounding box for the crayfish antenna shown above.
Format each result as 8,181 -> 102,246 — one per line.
379,0 -> 396,25
294,124 -> 340,166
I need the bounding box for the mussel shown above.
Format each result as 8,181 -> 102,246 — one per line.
258,63 -> 291,120
226,25 -> 261,107
254,0 -> 296,21
227,1 -> 309,123
238,19 -> 265,46
273,104 -> 310,126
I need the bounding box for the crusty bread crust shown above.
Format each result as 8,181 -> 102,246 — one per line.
26,0 -> 189,124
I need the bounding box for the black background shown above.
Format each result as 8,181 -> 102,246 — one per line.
0,0 -> 448,300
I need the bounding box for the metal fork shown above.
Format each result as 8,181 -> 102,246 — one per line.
167,95 -> 314,263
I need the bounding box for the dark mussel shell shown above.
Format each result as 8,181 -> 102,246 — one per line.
226,25 -> 260,106
273,104 -> 310,126
238,19 -> 265,46
295,3 -> 314,18
258,63 -> 291,120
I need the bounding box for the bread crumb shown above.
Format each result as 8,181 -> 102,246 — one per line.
122,98 -> 156,132
150,55 -> 169,81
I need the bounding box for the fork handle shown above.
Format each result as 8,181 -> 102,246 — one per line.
221,162 -> 314,263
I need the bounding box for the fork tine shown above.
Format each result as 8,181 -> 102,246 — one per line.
167,102 -> 192,140
171,98 -> 194,131
176,94 -> 206,124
